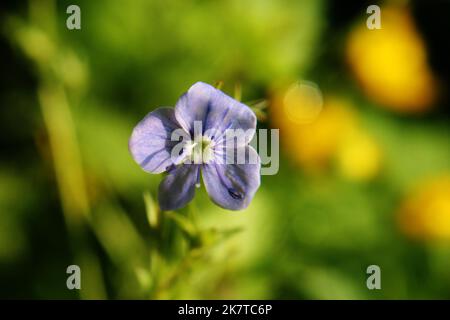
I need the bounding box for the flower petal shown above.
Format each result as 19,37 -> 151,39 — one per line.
202,146 -> 260,210
158,165 -> 199,210
175,82 -> 256,143
129,107 -> 182,173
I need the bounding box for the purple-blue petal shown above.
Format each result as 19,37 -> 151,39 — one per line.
174,82 -> 256,143
129,107 -> 182,174
202,146 -> 260,210
158,164 -> 199,210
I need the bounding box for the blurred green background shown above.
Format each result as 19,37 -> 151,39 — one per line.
0,0 -> 449,299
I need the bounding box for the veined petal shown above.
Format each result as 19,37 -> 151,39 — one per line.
158,164 -> 199,210
202,146 -> 260,210
129,107 -> 182,173
174,82 -> 256,143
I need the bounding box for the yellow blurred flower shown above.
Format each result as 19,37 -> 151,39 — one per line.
282,81 -> 323,124
271,88 -> 350,172
336,130 -> 382,181
271,87 -> 382,180
346,6 -> 437,113
398,175 -> 450,241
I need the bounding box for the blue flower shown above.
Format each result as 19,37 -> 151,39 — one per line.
129,82 -> 261,211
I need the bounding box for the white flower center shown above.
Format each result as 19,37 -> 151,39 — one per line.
188,136 -> 214,164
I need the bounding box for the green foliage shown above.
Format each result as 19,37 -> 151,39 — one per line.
0,0 -> 449,299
